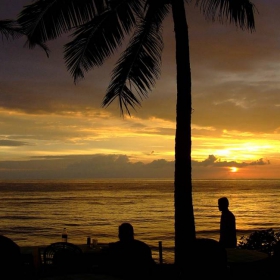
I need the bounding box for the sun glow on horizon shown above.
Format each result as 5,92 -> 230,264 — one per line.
230,167 -> 238,173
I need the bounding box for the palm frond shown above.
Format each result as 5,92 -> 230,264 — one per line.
102,3 -> 170,115
109,0 -> 145,32
0,20 -> 23,41
64,0 -> 143,82
17,0 -> 101,48
196,0 -> 257,31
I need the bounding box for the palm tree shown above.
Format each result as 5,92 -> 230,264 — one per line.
0,20 -> 22,40
14,0 -> 257,273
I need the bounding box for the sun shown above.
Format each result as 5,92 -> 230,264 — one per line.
230,167 -> 238,173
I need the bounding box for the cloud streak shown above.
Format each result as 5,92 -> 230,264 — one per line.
0,140 -> 29,146
194,154 -> 270,168
0,154 -> 272,180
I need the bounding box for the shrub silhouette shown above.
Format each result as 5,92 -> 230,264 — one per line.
237,228 -> 280,256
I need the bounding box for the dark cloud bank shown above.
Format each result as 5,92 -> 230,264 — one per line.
0,154 -> 270,180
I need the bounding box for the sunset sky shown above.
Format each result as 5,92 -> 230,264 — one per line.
0,0 -> 279,180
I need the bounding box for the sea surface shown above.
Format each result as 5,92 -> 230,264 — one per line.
0,178 -> 280,263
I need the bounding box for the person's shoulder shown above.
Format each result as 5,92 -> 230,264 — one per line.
134,239 -> 149,246
133,240 -> 151,251
224,209 -> 235,216
229,210 -> 235,217
108,241 -> 122,251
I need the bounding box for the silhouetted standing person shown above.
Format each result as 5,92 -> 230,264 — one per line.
107,223 -> 155,279
218,197 -> 237,248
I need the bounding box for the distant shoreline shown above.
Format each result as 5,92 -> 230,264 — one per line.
1,178 -> 280,183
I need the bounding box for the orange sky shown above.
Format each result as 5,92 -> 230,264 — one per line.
0,0 -> 280,180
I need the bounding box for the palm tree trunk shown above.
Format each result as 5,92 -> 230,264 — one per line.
171,0 -> 196,272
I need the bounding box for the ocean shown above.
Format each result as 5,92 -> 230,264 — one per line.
0,178 -> 279,263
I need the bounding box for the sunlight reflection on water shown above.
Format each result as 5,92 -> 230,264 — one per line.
0,179 -> 280,263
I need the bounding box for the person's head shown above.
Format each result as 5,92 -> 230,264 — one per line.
118,222 -> 134,242
218,197 -> 229,211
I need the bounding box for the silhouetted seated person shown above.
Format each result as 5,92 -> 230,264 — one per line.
106,223 -> 156,279
0,235 -> 22,279
218,197 -> 237,248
